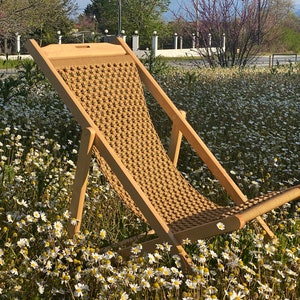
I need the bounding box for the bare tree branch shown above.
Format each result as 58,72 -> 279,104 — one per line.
176,0 -> 293,67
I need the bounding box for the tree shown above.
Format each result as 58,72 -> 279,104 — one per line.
177,0 -> 293,67
84,0 -> 170,47
122,0 -> 170,46
29,0 -> 77,45
84,0 -> 118,34
0,0 -> 77,52
277,13 -> 300,53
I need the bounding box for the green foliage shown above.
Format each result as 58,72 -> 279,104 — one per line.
141,50 -> 170,76
266,12 -> 300,53
0,64 -> 299,298
0,0 -> 76,46
0,59 -> 22,70
121,0 -> 170,45
85,0 -> 170,46
0,60 -> 44,104
16,60 -> 44,87
0,75 -> 19,103
281,26 -> 300,53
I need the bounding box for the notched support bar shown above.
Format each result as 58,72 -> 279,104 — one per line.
168,110 -> 186,167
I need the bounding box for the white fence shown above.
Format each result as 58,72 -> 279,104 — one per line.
134,48 -> 218,58
131,32 -> 224,58
2,31 -> 225,59
0,54 -> 32,60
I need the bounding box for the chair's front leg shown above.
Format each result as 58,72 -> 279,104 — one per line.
68,127 -> 95,236
168,110 -> 186,167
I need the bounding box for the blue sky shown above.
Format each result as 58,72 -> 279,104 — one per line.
75,0 -> 90,12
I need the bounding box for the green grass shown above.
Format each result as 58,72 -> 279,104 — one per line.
0,59 -> 25,69
0,63 -> 299,299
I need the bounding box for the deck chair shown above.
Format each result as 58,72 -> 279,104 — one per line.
26,38 -> 300,270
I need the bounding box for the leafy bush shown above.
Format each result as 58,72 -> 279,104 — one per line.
141,50 -> 170,76
0,63 -> 299,299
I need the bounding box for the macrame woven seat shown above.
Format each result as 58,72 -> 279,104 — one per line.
57,58 -> 287,233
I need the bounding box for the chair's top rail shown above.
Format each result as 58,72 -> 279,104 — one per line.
40,42 -> 127,60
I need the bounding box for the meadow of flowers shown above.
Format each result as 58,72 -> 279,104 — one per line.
0,61 -> 299,299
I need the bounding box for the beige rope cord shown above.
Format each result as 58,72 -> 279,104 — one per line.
57,57 -> 294,234
57,57 -> 232,232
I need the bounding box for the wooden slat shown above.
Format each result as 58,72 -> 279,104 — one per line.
41,42 -> 126,59
168,110 -> 186,167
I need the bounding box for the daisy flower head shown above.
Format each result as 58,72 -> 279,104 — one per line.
74,283 -> 89,298
217,222 -> 225,231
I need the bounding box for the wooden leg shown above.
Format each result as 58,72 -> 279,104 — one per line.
256,216 -> 274,239
168,110 -> 186,167
68,127 -> 95,236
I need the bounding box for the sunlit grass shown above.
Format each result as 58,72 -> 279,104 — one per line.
0,63 -> 299,299
0,58 -> 32,70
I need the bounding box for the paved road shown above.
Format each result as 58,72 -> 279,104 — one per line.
169,55 -> 298,68
253,54 -> 297,67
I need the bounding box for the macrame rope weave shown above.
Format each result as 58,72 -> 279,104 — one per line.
57,56 -> 283,233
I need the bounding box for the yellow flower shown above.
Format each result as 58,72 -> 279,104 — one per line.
74,283 -> 88,297
171,278 -> 182,289
120,292 -> 129,300
199,254 -> 206,263
33,211 -> 40,219
182,238 -> 191,245
129,283 -> 140,293
100,229 -> 106,239
141,278 -> 150,289
131,244 -> 142,255
30,260 -> 38,269
144,267 -> 154,278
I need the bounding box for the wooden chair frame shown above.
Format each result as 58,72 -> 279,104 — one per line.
26,37 -> 300,271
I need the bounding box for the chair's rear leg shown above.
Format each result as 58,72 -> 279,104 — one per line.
175,244 -> 194,274
68,127 -> 95,236
255,216 -> 274,239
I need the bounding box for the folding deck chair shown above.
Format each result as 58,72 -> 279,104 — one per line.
26,37 -> 300,270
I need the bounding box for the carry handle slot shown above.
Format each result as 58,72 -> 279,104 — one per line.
75,45 -> 91,48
